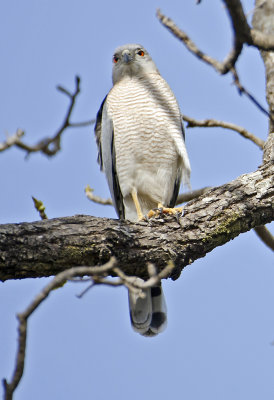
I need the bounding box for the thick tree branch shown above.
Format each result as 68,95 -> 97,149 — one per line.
0,162 -> 273,282
223,0 -> 274,50
85,184 -> 274,251
253,0 -> 274,162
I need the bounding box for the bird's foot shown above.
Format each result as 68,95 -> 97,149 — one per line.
145,204 -> 183,219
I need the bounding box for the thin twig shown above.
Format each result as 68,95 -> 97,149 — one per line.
85,185 -> 211,208
32,197 -> 48,220
1,76 -> 95,157
0,129 -> 24,152
254,226 -> 274,251
183,115 -> 265,149
113,260 -> 175,291
231,68 -> 271,120
85,185 -> 112,205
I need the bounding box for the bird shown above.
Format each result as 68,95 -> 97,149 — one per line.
94,43 -> 191,336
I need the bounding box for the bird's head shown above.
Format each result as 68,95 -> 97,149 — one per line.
112,44 -> 159,84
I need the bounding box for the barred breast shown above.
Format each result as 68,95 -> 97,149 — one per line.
106,73 -> 189,220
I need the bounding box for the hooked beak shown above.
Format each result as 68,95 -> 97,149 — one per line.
122,50 -> 133,64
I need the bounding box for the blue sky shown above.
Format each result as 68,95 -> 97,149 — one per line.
1,1 -> 273,399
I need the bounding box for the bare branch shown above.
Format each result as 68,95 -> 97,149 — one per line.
183,115 -> 265,149
223,0 -> 274,50
254,225 -> 274,251
2,257 -> 117,400
85,184 -> 212,208
112,261 -> 175,295
2,257 -> 174,400
1,76 -> 95,157
250,28 -> 274,50
85,185 -> 112,205
176,187 -> 211,205
86,181 -> 273,253
69,120 -> 95,128
222,0 -> 253,42
156,9 -> 243,75
0,129 -> 24,152
1,161 -> 273,282
157,6 -> 273,118
253,0 -> 274,161
32,197 -> 48,220
231,68 -> 271,119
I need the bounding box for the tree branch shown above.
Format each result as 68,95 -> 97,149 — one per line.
222,0 -> 274,50
0,162 -> 273,282
1,76 -> 94,157
252,0 -> 274,161
156,9 -> 240,75
176,187 -> 211,205
85,185 -> 211,207
85,182 -> 274,252
85,185 -> 113,205
2,257 -> 175,400
183,115 -> 265,149
254,225 -> 274,251
157,7 -> 271,118
231,68 -> 271,119
2,259 -> 117,400
0,129 -> 24,152
32,197 -> 48,220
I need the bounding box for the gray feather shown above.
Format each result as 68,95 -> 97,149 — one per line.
95,100 -> 124,218
128,282 -> 167,337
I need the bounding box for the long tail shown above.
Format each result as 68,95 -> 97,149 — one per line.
128,281 -> 167,337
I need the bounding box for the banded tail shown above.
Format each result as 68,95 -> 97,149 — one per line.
128,281 -> 167,337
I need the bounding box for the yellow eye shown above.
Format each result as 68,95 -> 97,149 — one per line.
137,50 -> 145,57
113,56 -> 119,63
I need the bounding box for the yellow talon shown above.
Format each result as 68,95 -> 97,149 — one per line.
145,204 -> 183,219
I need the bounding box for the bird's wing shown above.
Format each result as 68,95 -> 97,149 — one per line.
168,122 -> 188,207
94,95 -> 107,170
95,97 -> 125,219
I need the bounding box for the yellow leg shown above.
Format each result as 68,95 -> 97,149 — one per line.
131,188 -> 144,220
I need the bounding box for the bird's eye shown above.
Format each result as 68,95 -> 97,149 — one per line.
113,56 -> 119,63
137,50 -> 145,57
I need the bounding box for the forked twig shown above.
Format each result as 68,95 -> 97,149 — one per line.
1,76 -> 94,157
3,258 -> 175,400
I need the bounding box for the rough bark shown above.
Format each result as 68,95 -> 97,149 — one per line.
253,0 -> 274,162
1,162 -> 273,282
